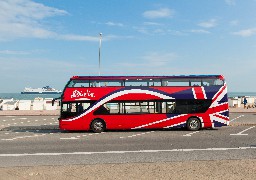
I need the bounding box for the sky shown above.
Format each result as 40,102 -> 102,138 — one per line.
0,0 -> 256,93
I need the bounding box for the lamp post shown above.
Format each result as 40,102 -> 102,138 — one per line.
98,33 -> 102,76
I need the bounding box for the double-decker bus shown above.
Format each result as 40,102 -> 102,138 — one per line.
58,75 -> 229,132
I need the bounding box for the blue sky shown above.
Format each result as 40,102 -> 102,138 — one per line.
0,0 -> 256,92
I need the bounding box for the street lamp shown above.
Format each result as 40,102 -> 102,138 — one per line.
98,33 -> 102,76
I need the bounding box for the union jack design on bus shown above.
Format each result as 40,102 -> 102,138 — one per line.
58,75 -> 229,132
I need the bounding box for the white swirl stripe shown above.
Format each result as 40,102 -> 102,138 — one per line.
132,114 -> 187,129
63,89 -> 174,122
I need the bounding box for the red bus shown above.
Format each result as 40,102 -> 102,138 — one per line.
58,75 -> 229,132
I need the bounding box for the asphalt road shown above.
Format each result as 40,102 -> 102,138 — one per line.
0,113 -> 255,167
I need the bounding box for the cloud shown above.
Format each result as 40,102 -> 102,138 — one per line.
106,52 -> 181,75
0,1 -> 133,42
143,22 -> 162,26
117,52 -> 177,68
143,8 -> 174,19
0,50 -> 30,55
134,25 -> 187,36
198,19 -> 217,28
229,20 -> 239,26
142,52 -> 177,66
232,28 -> 256,37
0,0 -> 126,42
103,34 -> 134,40
57,34 -> 99,41
105,21 -> 124,27
0,0 -> 67,40
225,0 -> 236,6
189,29 -> 211,34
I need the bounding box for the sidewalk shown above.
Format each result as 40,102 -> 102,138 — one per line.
1,159 -> 256,180
0,110 -> 60,116
229,107 -> 256,113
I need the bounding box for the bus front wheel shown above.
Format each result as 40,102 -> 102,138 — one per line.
91,119 -> 106,133
187,117 -> 201,131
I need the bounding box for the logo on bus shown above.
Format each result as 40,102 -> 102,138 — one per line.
71,90 -> 95,99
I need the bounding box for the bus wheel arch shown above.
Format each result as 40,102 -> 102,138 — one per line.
90,118 -> 106,133
186,116 -> 201,131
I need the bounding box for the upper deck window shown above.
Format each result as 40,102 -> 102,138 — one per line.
125,79 -> 148,86
67,77 -> 224,88
67,80 -> 90,87
67,80 -> 124,87
162,78 -> 190,86
214,79 -> 224,86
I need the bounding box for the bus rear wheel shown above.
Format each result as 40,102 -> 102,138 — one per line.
187,117 -> 201,131
91,119 -> 106,133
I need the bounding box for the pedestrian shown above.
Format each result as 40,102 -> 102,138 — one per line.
243,97 -> 247,109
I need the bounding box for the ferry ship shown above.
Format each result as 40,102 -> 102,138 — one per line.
21,86 -> 62,94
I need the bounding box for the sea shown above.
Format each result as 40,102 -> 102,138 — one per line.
0,92 -> 256,100
0,93 -> 60,100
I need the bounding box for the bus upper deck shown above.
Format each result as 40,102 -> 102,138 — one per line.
66,75 -> 225,88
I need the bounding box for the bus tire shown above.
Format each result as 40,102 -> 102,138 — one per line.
91,119 -> 106,133
186,117 -> 201,131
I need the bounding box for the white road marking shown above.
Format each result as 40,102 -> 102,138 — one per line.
59,137 -> 79,140
0,146 -> 255,157
60,132 -> 103,140
230,126 -> 255,136
183,131 -> 200,137
120,131 -> 155,139
1,134 -> 46,141
19,118 -> 27,120
230,115 -> 244,122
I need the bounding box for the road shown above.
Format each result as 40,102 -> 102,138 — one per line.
0,113 -> 255,168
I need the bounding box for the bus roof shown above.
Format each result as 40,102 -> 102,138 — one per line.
70,75 -> 224,80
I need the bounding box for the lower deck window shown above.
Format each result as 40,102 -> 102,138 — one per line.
94,99 -> 212,115
61,102 -> 93,119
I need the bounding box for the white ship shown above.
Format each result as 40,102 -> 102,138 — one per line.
21,86 -> 62,94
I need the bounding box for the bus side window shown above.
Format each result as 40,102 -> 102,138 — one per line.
167,102 -> 176,113
94,105 -> 110,115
